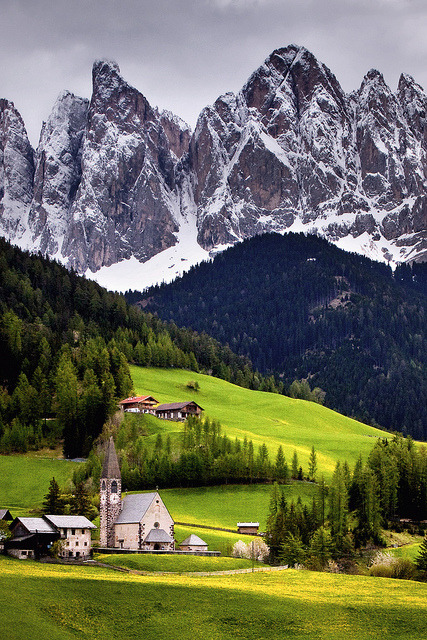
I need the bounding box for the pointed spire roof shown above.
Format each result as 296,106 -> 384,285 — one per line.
101,436 -> 121,479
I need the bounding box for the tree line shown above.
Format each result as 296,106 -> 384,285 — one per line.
265,434 -> 427,567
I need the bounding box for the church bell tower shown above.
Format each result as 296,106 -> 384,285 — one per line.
100,436 -> 122,548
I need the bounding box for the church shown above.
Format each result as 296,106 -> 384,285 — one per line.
100,437 -> 175,550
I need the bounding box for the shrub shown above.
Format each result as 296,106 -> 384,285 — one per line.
232,539 -> 270,562
368,551 -> 416,580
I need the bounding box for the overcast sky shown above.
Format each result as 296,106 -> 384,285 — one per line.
1,0 -> 427,146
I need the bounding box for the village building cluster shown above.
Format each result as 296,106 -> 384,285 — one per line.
118,395 -> 203,421
1,398 -> 262,560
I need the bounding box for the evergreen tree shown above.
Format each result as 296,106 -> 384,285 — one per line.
415,537 -> 427,572
280,533 -> 306,566
292,450 -> 298,479
70,482 -> 95,519
42,477 -> 65,514
308,445 -> 317,481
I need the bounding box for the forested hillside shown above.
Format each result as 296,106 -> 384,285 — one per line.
131,233 -> 427,439
0,239 -> 260,457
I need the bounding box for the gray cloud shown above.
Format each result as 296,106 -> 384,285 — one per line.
1,0 -> 426,145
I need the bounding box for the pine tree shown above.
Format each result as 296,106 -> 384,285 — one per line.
415,537 -> 427,572
308,445 -> 317,481
42,477 -> 65,514
292,450 -> 298,479
70,481 -> 94,519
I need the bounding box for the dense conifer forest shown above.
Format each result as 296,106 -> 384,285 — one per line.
130,233 -> 427,439
0,239 -> 262,457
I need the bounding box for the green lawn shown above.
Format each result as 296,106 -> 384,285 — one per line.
95,553 -> 254,572
1,556 -> 426,640
130,366 -> 390,477
390,543 -> 422,561
158,482 -> 318,530
0,453 -> 80,515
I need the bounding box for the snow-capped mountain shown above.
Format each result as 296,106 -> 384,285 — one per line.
1,46 -> 426,291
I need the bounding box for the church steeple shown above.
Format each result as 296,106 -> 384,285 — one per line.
100,437 -> 122,548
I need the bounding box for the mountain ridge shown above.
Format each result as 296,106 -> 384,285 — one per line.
1,45 -> 426,290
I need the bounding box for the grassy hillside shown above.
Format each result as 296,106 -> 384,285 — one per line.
1,556 -> 426,640
0,452 -> 80,515
131,366 -> 390,476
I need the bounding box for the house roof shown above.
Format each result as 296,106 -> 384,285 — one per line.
101,436 -> 121,479
119,395 -> 158,405
237,523 -> 260,527
144,528 -> 174,543
44,515 -> 96,530
179,534 -> 208,547
155,401 -> 203,411
114,492 -> 158,524
0,509 -> 12,520
14,517 -> 57,534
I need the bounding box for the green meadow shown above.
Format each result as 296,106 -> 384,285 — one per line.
1,556 -> 426,640
95,553 -> 254,572
0,452 -> 79,515
158,482 -> 318,530
130,366 -> 390,476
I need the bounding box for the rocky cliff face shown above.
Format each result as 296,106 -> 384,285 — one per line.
0,46 -> 426,282
191,46 -> 427,263
28,91 -> 89,256
0,99 -> 34,242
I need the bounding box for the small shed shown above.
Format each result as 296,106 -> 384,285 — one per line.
155,401 -> 203,421
0,509 -> 13,522
237,522 -> 260,535
179,534 -> 208,552
118,395 -> 159,413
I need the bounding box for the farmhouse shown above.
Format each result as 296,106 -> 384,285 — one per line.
155,401 -> 203,421
118,395 -> 159,413
6,515 -> 96,559
44,515 -> 97,558
100,437 -> 174,550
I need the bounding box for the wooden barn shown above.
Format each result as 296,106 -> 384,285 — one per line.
155,401 -> 203,421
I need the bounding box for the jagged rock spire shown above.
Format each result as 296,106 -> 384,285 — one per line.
101,436 -> 121,479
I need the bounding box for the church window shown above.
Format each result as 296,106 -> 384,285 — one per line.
111,480 -> 118,494
101,480 -> 106,491
154,522 -> 160,529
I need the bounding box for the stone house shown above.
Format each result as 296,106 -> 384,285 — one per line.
43,515 -> 97,558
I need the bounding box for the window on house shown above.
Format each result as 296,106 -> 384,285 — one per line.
63,528 -> 67,536
71,529 -> 75,535
82,529 -> 85,534
76,541 -> 79,546
84,541 -> 88,546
